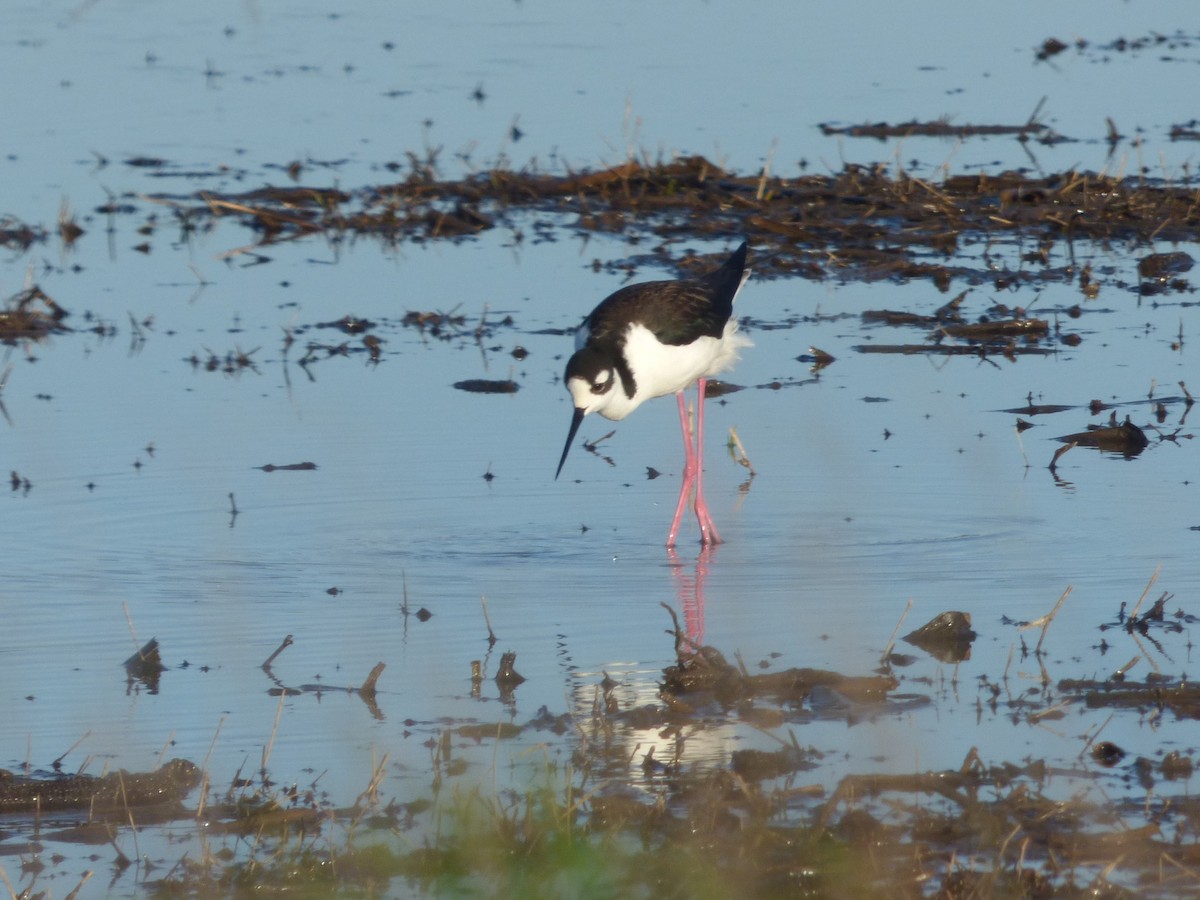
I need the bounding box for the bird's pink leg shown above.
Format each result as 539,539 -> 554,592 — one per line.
692,378 -> 723,545
666,382 -> 723,547
666,391 -> 698,547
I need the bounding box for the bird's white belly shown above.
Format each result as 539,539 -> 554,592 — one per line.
596,321 -> 751,420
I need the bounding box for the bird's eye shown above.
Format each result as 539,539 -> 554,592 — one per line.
590,372 -> 612,395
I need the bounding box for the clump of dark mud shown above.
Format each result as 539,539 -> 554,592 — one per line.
0,757 -> 199,814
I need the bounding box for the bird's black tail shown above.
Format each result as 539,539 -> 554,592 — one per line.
705,241 -> 749,319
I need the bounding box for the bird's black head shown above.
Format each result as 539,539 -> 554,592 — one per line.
556,347 -> 621,479
564,346 -> 617,401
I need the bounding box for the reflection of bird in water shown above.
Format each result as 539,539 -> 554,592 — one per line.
556,242 -> 752,546
669,547 -> 713,648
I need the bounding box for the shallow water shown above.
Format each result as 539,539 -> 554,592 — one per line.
2,1 -> 1200,896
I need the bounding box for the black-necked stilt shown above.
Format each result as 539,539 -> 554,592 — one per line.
555,241 -> 752,547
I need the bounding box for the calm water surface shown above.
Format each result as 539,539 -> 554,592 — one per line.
1,1 -> 1199,895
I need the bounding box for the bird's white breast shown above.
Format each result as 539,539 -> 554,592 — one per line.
617,319 -> 751,412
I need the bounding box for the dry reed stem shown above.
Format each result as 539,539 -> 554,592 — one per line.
1019,585 -> 1072,654
880,598 -> 915,663
1127,629 -> 1163,675
1128,563 -> 1163,620
122,601 -> 140,652
262,634 -> 294,669
359,662 -> 386,696
262,691 -> 287,778
0,863 -> 17,900
353,751 -> 391,815
1160,852 -> 1200,889
480,594 -> 497,646
196,715 -> 224,821
727,426 -> 756,475
156,731 -> 176,769
118,772 -> 142,866
54,730 -> 92,770
62,870 -> 94,900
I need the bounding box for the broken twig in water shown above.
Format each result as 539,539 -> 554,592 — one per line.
481,594 -> 497,647
494,652 -> 525,689
1127,564 -> 1162,621
122,638 -> 165,675
358,662 -> 386,698
53,731 -> 93,772
1020,586 -> 1072,654
727,427 -> 757,476
1048,442 -> 1075,471
881,598 -> 915,664
661,601 -> 686,658
261,692 -> 286,778
262,634 -> 294,670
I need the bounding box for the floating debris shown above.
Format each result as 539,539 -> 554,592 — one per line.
855,342 -> 1054,358
0,758 -> 200,813
1138,250 -> 1193,280
1000,398 -> 1076,416
123,637 -> 167,693
257,462 -> 318,472
453,378 -> 519,394
316,314 -> 377,334
402,309 -> 467,334
662,630 -> 899,709
363,334 -> 383,361
935,317 -> 1049,341
187,345 -> 260,375
0,286 -> 69,344
902,611 -> 977,663
135,157 -> 1200,291
457,722 -> 522,742
731,745 -> 819,780
1055,417 -> 1148,457
820,116 -> 1048,140
807,346 -> 836,371
857,293 -> 1054,359
0,217 -> 46,252
494,651 -> 526,694
1091,741 -> 1126,766
1138,250 -> 1194,295
1036,37 -> 1070,60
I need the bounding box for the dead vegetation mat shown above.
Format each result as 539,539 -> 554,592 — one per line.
141,156 -> 1200,290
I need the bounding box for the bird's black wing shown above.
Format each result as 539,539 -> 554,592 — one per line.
582,242 -> 749,348
581,281 -> 721,348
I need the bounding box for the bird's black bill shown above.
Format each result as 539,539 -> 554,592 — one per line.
555,407 -> 585,480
